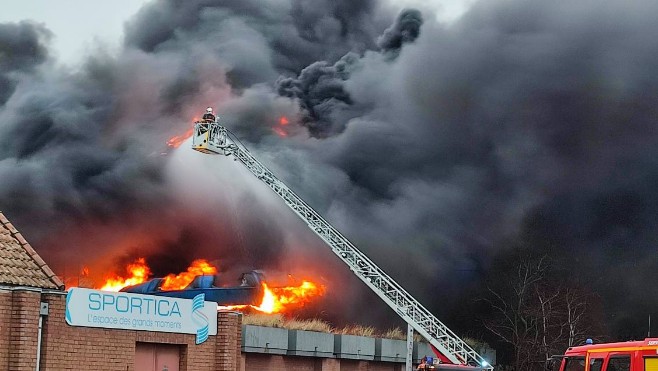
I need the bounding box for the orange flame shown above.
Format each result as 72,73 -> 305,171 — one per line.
94,258 -> 325,314
251,281 -> 325,314
100,258 -> 151,292
167,126 -> 194,148
160,259 -> 218,290
279,116 -> 289,125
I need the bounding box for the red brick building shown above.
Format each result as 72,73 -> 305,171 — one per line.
0,211 -> 240,371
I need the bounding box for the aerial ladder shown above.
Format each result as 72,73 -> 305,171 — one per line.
191,119 -> 492,370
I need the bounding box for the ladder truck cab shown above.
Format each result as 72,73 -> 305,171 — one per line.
190,111 -> 493,370
553,338 -> 658,371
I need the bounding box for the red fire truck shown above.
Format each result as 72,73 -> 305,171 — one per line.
554,338 -> 658,371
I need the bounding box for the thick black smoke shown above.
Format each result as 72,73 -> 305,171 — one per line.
377,8 -> 423,54
306,0 -> 658,338
2,0 -> 658,348
275,9 -> 424,136
276,53 -> 359,136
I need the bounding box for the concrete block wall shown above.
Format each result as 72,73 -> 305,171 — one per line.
376,338 -> 407,362
334,334 -> 376,360
242,324 -> 289,355
288,329 -> 334,357
241,327 -> 406,370
241,326 -> 417,371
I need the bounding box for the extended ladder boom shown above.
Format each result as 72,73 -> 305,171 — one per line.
192,122 -> 491,370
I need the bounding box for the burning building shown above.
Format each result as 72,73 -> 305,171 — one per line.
86,257 -> 326,315
0,209 -> 433,370
4,1 -> 658,367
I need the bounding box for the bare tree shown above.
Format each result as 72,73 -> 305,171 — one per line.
564,288 -> 590,347
482,253 -> 602,370
535,284 -> 561,364
483,255 -> 548,370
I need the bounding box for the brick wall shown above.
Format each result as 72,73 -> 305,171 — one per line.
338,359 -> 403,371
0,290 -> 242,370
1,289 -> 408,371
40,292 -> 134,370
216,311 -> 242,370
242,354 -> 405,371
9,289 -> 41,371
245,354 -> 317,371
0,290 -> 13,368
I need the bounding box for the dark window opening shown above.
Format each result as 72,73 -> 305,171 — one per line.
605,356 -> 630,371
590,358 -> 603,371
564,357 -> 586,371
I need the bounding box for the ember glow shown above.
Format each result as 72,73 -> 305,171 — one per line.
100,258 -> 151,292
160,259 -> 218,290
273,116 -> 290,137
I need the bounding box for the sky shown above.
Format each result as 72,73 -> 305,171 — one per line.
0,0 -> 472,65
0,0 -> 150,64
2,0 -> 658,365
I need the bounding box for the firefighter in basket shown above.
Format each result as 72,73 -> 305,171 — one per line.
202,107 -> 216,123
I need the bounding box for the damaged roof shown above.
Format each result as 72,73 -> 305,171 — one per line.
0,211 -> 64,290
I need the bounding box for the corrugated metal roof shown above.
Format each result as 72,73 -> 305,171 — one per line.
0,211 -> 64,290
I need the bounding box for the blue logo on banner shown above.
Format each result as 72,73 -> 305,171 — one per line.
65,290 -> 72,324
192,294 -> 209,344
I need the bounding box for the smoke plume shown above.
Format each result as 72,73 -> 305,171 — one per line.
2,0 -> 658,341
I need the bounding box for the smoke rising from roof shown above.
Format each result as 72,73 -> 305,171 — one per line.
2,0 -> 658,338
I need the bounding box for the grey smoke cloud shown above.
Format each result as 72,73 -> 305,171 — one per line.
0,21 -> 50,71
377,8 -> 423,54
124,0 -> 387,82
0,21 -> 51,104
2,0 -> 658,340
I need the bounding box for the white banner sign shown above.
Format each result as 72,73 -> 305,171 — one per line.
66,288 -> 218,344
